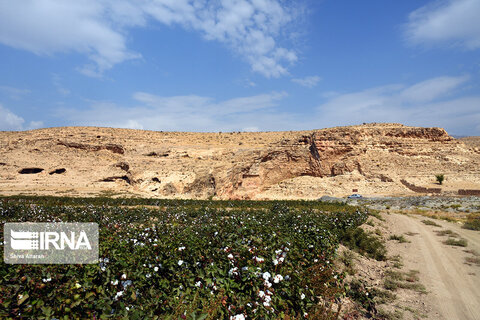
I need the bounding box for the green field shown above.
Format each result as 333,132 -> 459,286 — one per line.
0,196 -> 367,319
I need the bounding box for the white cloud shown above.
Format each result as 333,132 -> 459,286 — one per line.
57,74 -> 480,135
0,0 -> 141,77
400,75 -> 469,102
292,75 -> 321,88
314,75 -> 480,135
405,0 -> 480,50
0,86 -> 30,100
58,91 -> 292,131
0,104 -> 43,131
0,0 -> 299,77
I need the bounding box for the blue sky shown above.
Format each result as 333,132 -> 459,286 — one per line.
0,0 -> 479,135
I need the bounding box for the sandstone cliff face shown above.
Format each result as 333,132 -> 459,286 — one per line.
0,124 -> 479,199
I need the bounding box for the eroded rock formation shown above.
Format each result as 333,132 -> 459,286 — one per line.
0,123 -> 479,199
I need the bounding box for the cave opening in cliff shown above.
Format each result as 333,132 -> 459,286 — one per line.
19,168 -> 44,174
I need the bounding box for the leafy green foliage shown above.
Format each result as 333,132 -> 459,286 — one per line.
0,197 -> 367,319
340,228 -> 387,261
435,174 -> 444,185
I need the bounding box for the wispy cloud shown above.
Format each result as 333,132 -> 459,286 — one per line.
0,0 -> 141,77
0,104 -> 43,131
291,75 -> 321,88
405,0 -> 480,50
58,91 -> 291,131
0,86 -> 30,100
0,0 -> 300,78
56,75 -> 480,135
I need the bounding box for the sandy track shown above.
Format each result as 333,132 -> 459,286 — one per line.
389,214 -> 480,320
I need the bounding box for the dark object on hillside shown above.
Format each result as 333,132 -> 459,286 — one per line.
100,175 -> 131,184
400,179 -> 441,194
18,168 -> 44,174
458,189 -> 480,196
436,174 -> 445,185
58,141 -> 124,154
114,162 -> 130,171
49,168 -> 66,175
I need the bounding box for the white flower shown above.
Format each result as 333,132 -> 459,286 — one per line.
264,280 -> 272,288
258,290 -> 265,298
195,281 -> 202,287
126,307 -> 130,311
301,293 -> 305,300
111,279 -> 119,285
227,253 -> 234,260
145,273 -> 151,278
262,272 -> 271,280
230,314 -> 245,320
154,266 -> 159,272
74,282 -> 81,289
42,277 -> 51,283
273,259 -> 278,265
254,256 -> 264,263
114,291 -> 124,300
273,274 -> 283,283
178,246 -> 185,251
121,273 -> 127,279
229,267 -> 239,276
178,260 -> 184,266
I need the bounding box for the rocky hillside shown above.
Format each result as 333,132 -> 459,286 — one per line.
1,123 -> 479,199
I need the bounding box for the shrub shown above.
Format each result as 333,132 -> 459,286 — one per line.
463,213 -> 480,231
340,228 -> 387,261
338,250 -> 356,275
435,229 -> 459,237
389,234 -> 409,243
421,219 -> 441,227
435,174 -> 445,185
444,238 -> 468,247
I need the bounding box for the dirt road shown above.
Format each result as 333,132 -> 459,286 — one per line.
389,214 -> 480,320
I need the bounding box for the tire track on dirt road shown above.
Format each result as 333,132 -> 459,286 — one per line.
390,214 -> 480,320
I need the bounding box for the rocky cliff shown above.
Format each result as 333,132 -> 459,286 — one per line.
1,123 -> 479,199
